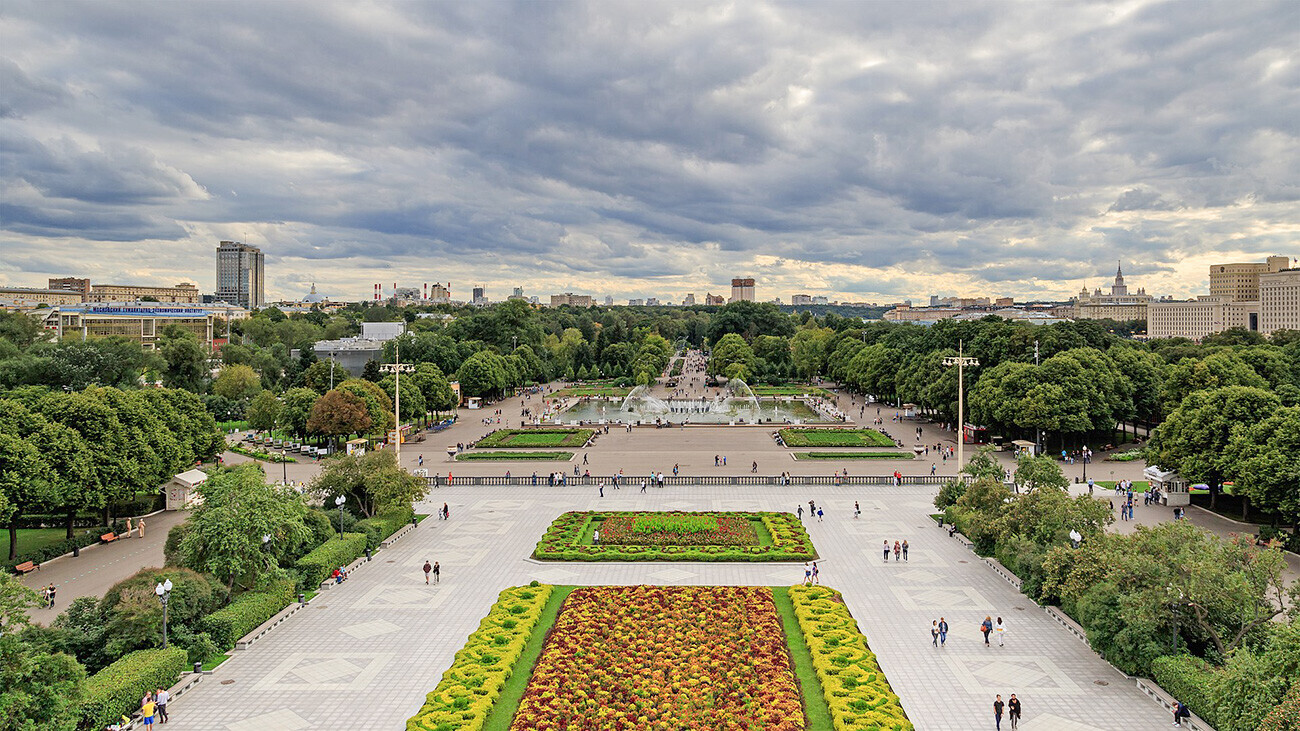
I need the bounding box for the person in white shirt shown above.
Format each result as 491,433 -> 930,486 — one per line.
995,617 -> 1006,646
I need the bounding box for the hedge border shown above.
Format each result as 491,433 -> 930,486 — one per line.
79,647 -> 188,730
531,511 -> 817,562
789,585 -> 913,731
201,580 -> 296,649
779,428 -> 897,448
472,428 -> 594,449
405,584 -> 553,731
294,532 -> 367,587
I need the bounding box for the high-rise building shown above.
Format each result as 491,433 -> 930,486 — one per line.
511,287 -> 525,300
603,295 -> 614,306
1208,256 -> 1290,302
428,283 -> 451,303
730,278 -> 755,303
215,241 -> 265,308
791,294 -> 812,306
549,293 -> 595,307
472,286 -> 487,305
682,293 -> 696,306
1149,296 -> 1259,340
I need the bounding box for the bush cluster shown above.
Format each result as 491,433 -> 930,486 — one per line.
531,511 -> 817,561
405,585 -> 552,731
200,580 -> 296,649
78,647 -> 188,730
5,528 -> 107,573
294,532 -> 367,587
355,507 -> 414,551
789,585 -> 912,731
1150,656 -> 1219,727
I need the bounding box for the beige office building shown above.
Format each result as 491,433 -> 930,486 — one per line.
1149,296 -> 1260,341
1208,256 -> 1290,302
549,293 -> 595,307
1260,269 -> 1300,335
1074,263 -> 1152,321
0,287 -> 86,307
89,282 -> 200,303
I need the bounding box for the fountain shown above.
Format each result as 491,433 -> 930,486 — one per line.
621,385 -> 671,415
721,378 -> 761,422
557,378 -> 837,425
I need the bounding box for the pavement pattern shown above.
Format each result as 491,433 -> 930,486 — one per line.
165,482 -> 1173,731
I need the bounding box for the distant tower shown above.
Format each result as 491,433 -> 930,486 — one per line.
1111,261 -> 1129,296
215,241 -> 264,308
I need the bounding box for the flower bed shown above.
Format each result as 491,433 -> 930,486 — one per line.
789,585 -> 912,731
534,511 -> 815,561
779,428 -> 896,448
473,428 -> 594,448
455,451 -> 574,461
792,451 -> 911,460
600,514 -> 758,546
406,585 -> 553,731
511,586 -> 805,730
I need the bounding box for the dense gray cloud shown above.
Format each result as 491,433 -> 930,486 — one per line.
1,0 -> 1298,302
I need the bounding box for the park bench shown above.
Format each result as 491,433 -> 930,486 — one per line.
101,532 -> 118,543
14,561 -> 38,574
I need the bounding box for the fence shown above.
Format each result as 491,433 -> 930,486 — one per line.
423,474 -> 969,487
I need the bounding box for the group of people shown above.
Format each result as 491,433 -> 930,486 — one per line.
929,618 -> 1018,729
883,539 -> 909,561
137,688 -> 170,727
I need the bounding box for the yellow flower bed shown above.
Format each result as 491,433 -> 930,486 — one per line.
788,585 -> 913,731
406,585 -> 553,731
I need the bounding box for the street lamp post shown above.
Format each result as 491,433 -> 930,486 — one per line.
1034,340 -> 1043,456
280,451 -> 287,484
334,495 -> 346,539
943,341 -> 979,474
380,342 -> 416,466
154,579 -> 173,648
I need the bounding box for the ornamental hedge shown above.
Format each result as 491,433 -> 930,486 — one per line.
200,579 -> 296,649
406,585 -> 553,731
473,428 -> 593,448
79,647 -> 188,730
1150,656 -> 1219,728
789,585 -> 912,731
294,532 -> 367,587
779,428 -> 896,448
355,507 -> 414,551
532,511 -> 817,562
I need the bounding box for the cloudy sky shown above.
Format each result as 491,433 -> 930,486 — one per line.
3,1 -> 1298,304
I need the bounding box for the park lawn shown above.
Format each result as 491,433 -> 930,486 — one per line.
456,451 -> 573,461
780,428 -> 896,448
536,511 -> 816,561
481,586 -> 576,731
15,528 -> 77,556
752,385 -> 832,397
201,653 -> 231,671
474,428 -> 594,448
552,386 -> 632,398
792,451 -> 912,460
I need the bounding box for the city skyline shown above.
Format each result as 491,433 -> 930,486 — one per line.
3,2 -> 1299,304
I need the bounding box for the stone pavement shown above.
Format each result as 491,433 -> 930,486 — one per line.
20,508 -> 188,624
166,483 -> 1172,731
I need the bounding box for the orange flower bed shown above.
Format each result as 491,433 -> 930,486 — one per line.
510,586 -> 806,731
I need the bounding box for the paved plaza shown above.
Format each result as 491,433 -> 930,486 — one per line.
166,482 -> 1173,730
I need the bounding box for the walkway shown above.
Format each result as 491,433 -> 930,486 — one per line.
166,483 -> 1172,731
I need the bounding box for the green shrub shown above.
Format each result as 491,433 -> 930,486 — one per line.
200,580 -> 296,649
163,523 -> 189,567
79,647 -> 187,730
294,533 -> 366,587
1257,682 -> 1300,731
934,479 -> 968,509
1151,655 -> 1220,727
355,507 -> 414,551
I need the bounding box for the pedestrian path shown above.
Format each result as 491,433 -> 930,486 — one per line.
165,483 -> 1171,731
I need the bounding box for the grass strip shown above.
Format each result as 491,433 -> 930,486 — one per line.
482,585 -> 575,731
753,518 -> 775,547
792,451 -> 911,460
200,653 -> 230,672
456,451 -> 574,461
771,586 -> 834,731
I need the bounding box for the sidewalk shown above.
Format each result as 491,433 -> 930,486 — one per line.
20,509 -> 189,623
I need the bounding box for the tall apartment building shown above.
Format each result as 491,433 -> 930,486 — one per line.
1260,268 -> 1300,335
428,283 -> 451,303
682,293 -> 696,306
729,278 -> 755,303
215,241 -> 265,308
472,286 -> 487,305
1208,256 -> 1290,302
48,277 -> 91,299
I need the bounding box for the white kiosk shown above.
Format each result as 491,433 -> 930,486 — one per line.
166,469 -> 207,510
1144,465 -> 1190,506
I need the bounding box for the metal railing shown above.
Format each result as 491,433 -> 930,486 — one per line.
423,474 -> 969,487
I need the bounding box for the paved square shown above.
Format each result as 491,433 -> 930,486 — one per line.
165,484 -> 1174,730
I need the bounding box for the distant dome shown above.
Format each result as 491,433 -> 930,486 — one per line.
302,283 -> 327,303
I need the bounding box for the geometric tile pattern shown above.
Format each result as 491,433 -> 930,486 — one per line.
351,585 -> 449,610
256,653 -> 391,689
942,654 -> 1083,696
339,619 -> 402,639
890,585 -> 995,611
225,709 -> 311,731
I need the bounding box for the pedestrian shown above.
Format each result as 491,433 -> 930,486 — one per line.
640,480 -> 647,494
996,616 -> 1005,646
46,583 -> 55,609
137,518 -> 146,538
1007,694 -> 1020,729
432,561 -> 439,583
593,529 -> 600,545
141,692 -> 157,729
423,561 -> 432,584
126,517 -> 133,537
443,503 -> 450,520
599,482 -> 604,497
817,507 -> 824,522
797,506 -> 804,520
993,694 -> 1004,730
938,617 -> 948,646
883,540 -> 890,562
931,463 -> 937,476
811,562 -> 820,584
854,501 -> 860,519
894,540 -> 901,561
155,687 -> 169,724
902,540 -> 909,561
752,460 -> 758,473
583,453 -> 588,465
804,563 -> 812,586
722,456 -> 726,466
931,620 -> 939,647
981,616 -> 993,646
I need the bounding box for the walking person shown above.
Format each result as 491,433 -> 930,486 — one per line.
797,505 -> 804,520
443,503 -> 449,520
141,692 -> 157,729
155,687 -> 169,724
804,563 -> 812,586
854,501 -> 860,519
981,616 -> 994,647
993,695 -> 1004,730
938,617 -> 949,646
1007,694 -> 1021,729
432,561 -> 439,583
894,540 -> 901,561
593,529 -> 600,545
137,518 -> 146,538
46,583 -> 56,609
902,539 -> 909,561
599,482 -> 604,498
816,507 -> 824,522
811,561 -> 820,585
883,540 -> 890,562
995,616 -> 1005,646
423,561 -> 432,584
931,620 -> 940,647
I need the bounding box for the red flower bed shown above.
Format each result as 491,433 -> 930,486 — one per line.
511,586 -> 805,731
599,515 -> 759,546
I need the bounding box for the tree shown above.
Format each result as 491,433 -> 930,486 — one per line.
1229,406 -> 1300,529
301,359 -> 340,393
708,333 -> 755,377
378,374 -> 426,424
790,327 -> 833,380
1160,351 -> 1267,413
212,364 -> 261,400
306,390 -> 371,441
310,450 -> 428,518
411,363 -> 457,415
1149,386 -> 1282,511
456,350 -> 509,398
158,327 -> 209,392
1014,454 -> 1069,493
179,464 -> 311,592
279,388 -> 319,438
245,390 -> 282,433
